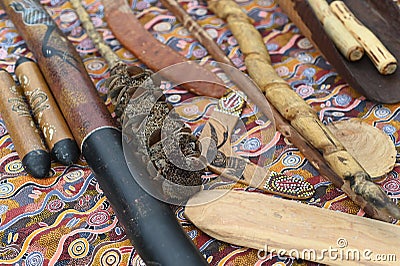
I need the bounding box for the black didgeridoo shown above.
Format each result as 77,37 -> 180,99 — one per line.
0,0 -> 208,264
83,128 -> 207,265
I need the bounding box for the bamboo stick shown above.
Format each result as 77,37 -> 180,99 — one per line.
70,0 -> 119,66
206,0 -> 400,220
307,0 -> 364,61
330,1 -> 397,75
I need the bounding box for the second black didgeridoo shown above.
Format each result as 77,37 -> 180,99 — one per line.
0,0 -> 208,264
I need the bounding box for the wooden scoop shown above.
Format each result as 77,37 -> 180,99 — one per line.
277,0 -> 400,103
327,119 -> 397,179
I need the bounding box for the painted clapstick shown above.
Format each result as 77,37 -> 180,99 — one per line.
15,57 -> 80,165
330,1 -> 397,75
0,0 -> 208,264
0,69 -> 51,178
307,0 -> 364,61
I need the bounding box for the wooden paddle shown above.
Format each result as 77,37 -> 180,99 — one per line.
185,189 -> 400,266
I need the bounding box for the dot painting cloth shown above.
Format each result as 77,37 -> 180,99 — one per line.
0,0 -> 399,265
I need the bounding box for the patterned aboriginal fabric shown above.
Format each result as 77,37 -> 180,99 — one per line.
0,0 -> 399,265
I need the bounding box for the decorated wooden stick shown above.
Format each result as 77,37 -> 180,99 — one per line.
307,0 -> 363,61
207,0 -> 400,220
330,1 -> 397,75
185,189 -> 400,266
200,91 -> 315,199
0,0 -> 208,264
15,57 -> 80,165
0,69 -> 51,178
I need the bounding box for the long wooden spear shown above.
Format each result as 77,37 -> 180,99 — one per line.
206,0 -> 400,220
159,0 -> 233,66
